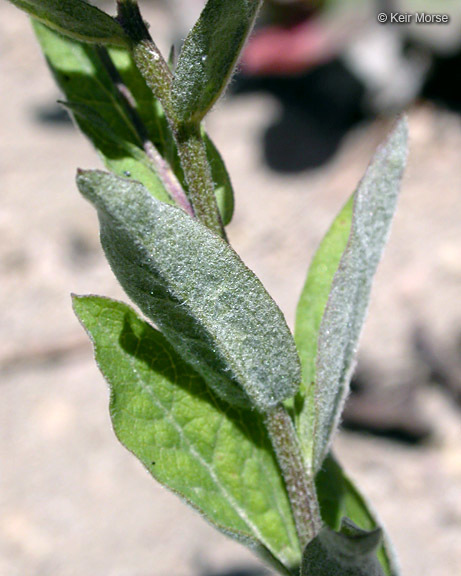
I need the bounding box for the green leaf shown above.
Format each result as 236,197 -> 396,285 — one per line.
171,0 -> 263,123
203,132 -> 234,226
76,170 -> 301,412
73,295 -> 301,573
310,118 -> 408,471
9,0 -> 127,46
32,22 -> 234,224
33,21 -> 171,204
315,454 -> 346,531
67,100 -> 176,200
294,196 -> 353,468
342,478 -> 400,576
110,45 -> 236,225
315,455 -> 400,576
301,519 -> 385,576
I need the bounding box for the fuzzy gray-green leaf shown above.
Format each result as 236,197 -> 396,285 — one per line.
9,0 -> 127,45
302,520 -> 385,576
72,295 -> 300,572
76,170 -> 301,411
294,196 -> 353,468
171,0 -> 263,123
313,118 -> 408,471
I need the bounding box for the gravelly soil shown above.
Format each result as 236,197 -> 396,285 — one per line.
1,3 -> 461,575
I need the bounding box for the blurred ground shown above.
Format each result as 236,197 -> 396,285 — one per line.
1,2 -> 461,575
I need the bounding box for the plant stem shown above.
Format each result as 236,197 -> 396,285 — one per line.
116,1 -> 173,117
175,123 -> 226,238
116,0 -> 226,239
265,404 -> 322,549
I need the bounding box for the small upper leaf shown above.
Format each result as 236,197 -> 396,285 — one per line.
9,0 -> 127,45
33,21 -> 171,204
76,170 -> 301,412
32,22 -> 234,225
171,0 -> 262,123
73,295 -> 300,572
315,455 -> 400,576
203,131 -> 234,226
301,519 -> 385,576
310,118 -> 408,471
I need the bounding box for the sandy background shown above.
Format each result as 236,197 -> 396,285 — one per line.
1,2 -> 461,575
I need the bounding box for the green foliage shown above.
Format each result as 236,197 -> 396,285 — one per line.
8,0 -> 127,46
295,197 -> 354,468
295,197 -> 354,389
302,519 -> 385,576
32,21 -> 234,224
316,456 -> 399,576
7,1 -> 411,573
73,295 -> 301,572
171,0 -> 263,123
296,119 -> 408,473
76,170 -> 302,412
203,131 -> 235,226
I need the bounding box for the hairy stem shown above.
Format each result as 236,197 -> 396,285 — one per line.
116,0 -> 226,238
265,404 -> 322,549
175,123 -> 226,238
116,0 -> 174,117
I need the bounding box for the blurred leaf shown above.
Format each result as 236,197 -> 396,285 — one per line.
294,196 -> 353,468
10,0 -> 127,45
316,455 -> 400,576
301,518 -> 385,576
315,454 -> 346,531
171,0 -> 262,123
76,170 -> 301,411
67,101 -> 176,200
203,131 -> 234,225
33,21 -> 171,203
73,295 -> 301,573
32,21 -> 234,223
312,118 -> 408,471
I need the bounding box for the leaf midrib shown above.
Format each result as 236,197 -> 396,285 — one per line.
120,335 -> 284,558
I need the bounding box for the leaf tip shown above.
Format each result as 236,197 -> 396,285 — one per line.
75,169 -> 107,207
71,293 -> 89,317
386,115 -> 409,166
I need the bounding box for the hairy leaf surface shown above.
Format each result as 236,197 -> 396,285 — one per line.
33,22 -> 234,224
171,0 -> 263,123
294,197 -> 353,467
73,296 -> 300,572
76,170 -> 301,411
311,118 -> 408,470
9,0 -> 127,45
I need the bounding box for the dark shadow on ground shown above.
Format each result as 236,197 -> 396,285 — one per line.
422,49 -> 461,113
230,59 -> 368,173
34,100 -> 72,125
230,43 -> 461,174
201,567 -> 269,576
342,371 -> 432,445
414,326 -> 461,407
